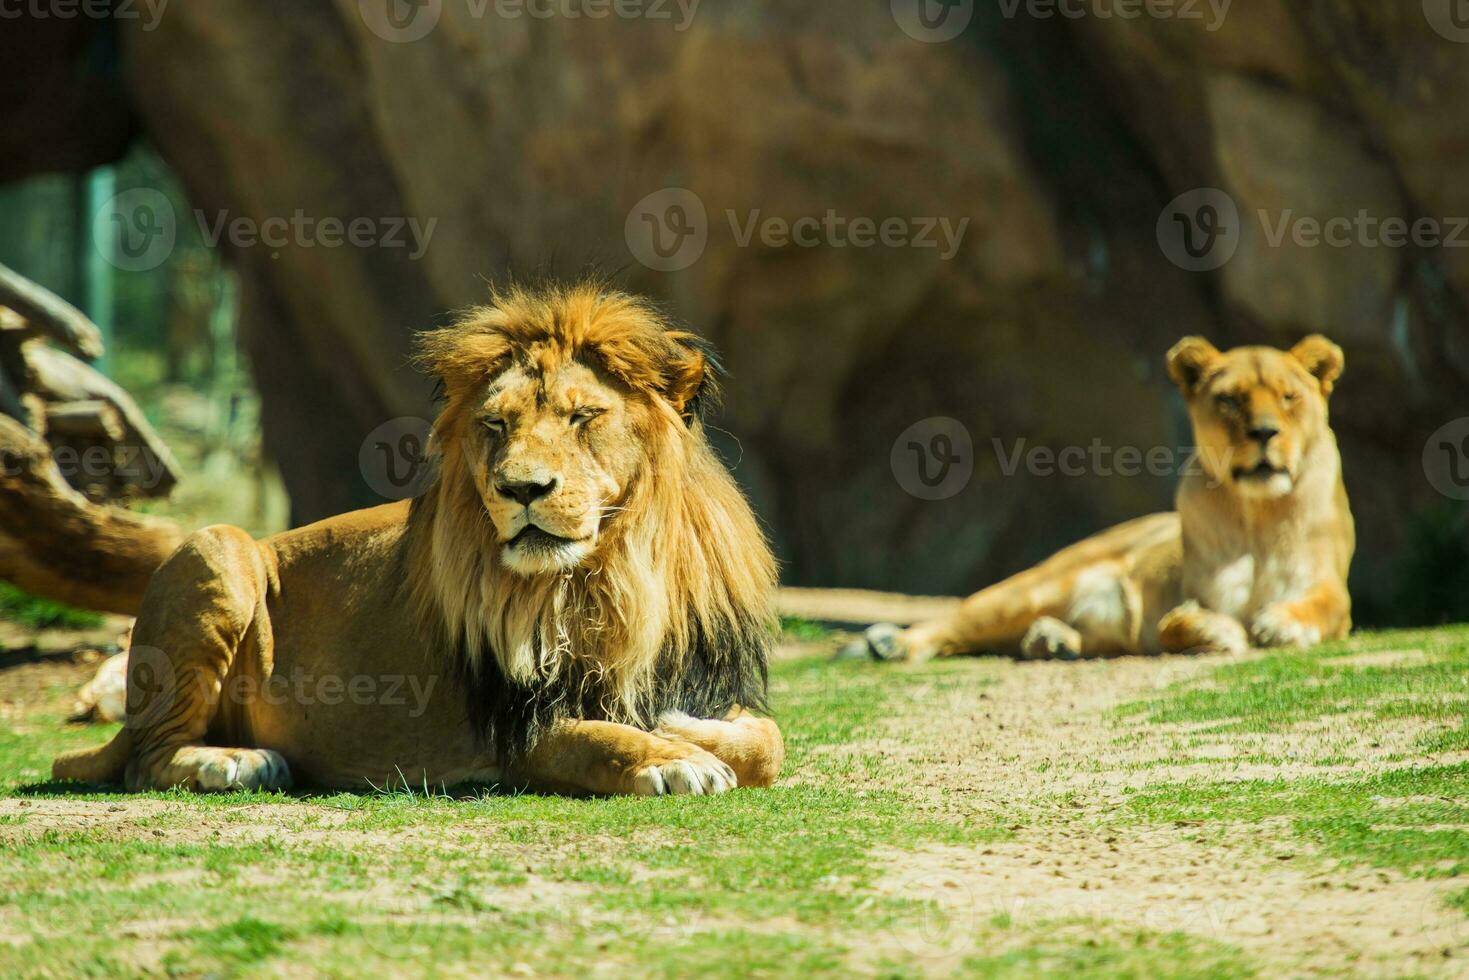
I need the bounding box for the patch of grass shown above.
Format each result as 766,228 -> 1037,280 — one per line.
1115,629 -> 1469,883
1118,627 -> 1469,751
780,616 -> 833,643
0,581 -> 103,630
962,926 -> 1255,979
178,915 -> 296,966
1121,764 -> 1469,879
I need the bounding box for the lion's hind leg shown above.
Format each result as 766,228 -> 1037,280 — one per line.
122,525 -> 293,793
653,707 -> 784,788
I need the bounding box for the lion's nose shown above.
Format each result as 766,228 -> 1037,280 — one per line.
497,477 -> 558,506
1247,423 -> 1280,445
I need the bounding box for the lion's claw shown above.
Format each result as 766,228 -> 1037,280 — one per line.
632,749 -> 737,796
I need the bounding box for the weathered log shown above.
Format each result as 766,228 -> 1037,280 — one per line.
0,261 -> 104,360
20,343 -> 180,497
0,415 -> 183,616
43,400 -> 125,443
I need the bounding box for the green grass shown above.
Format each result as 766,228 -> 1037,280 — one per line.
1117,627 -> 1469,745
0,582 -> 103,631
779,616 -> 833,643
1113,627 -> 1469,897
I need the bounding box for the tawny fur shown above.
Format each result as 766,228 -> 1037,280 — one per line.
54,281 -> 782,796
865,335 -> 1354,661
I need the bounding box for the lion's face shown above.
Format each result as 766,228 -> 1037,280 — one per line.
1167,335 -> 1344,500
461,359 -> 648,576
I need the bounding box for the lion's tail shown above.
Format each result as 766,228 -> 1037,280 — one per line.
52,728 -> 132,785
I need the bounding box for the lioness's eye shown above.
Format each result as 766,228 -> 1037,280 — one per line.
1214,393 -> 1240,411
1281,390 -> 1299,404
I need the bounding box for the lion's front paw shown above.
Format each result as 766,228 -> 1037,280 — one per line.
631,743 -> 736,797
1157,602 -> 1249,655
1250,607 -> 1322,650
154,746 -> 293,793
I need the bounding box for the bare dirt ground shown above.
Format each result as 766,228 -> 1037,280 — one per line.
834,646 -> 1469,976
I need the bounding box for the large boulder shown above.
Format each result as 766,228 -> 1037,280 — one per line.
111,0 -> 1467,616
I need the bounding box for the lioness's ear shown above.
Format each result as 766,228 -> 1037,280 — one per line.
1289,334 -> 1344,397
1166,337 -> 1221,395
664,332 -> 721,422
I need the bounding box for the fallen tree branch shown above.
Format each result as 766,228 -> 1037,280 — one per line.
0,415 -> 183,615
0,261 -> 105,360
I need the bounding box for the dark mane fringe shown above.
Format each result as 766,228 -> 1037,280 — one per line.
458,608 -> 772,766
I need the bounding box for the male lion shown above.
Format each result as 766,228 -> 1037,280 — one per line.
54,283 -> 783,795
856,336 -> 1354,661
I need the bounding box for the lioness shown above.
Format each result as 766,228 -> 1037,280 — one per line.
55,283 -> 784,795
857,336 -> 1354,661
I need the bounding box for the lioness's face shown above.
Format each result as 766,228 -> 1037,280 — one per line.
465,359 -> 646,575
1168,335 -> 1344,500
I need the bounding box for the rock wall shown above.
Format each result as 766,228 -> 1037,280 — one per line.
115,0 -> 1469,619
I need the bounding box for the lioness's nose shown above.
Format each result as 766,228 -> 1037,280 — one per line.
497,477 -> 558,506
1247,423 -> 1280,445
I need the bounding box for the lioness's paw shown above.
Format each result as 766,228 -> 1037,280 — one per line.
631,745 -> 736,797
1250,608 -> 1322,650
188,748 -> 293,793
864,623 -> 906,661
1158,602 -> 1249,655
1020,617 -> 1083,660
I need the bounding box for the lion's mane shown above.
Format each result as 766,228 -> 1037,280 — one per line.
404,281 -> 776,763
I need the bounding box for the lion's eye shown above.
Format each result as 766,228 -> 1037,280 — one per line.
570,408 -> 604,427
1281,390 -> 1299,405
482,417 -> 506,435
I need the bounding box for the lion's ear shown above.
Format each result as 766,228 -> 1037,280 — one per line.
1290,334 -> 1344,397
664,332 -> 721,422
1166,336 -> 1221,395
